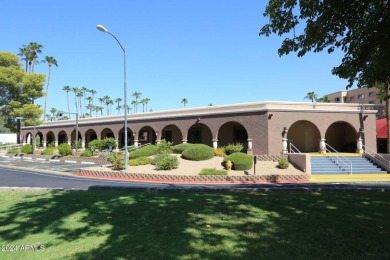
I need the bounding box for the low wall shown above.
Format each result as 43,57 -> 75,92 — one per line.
0,134 -> 16,144
288,153 -> 311,174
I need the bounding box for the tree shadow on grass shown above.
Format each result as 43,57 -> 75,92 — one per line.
0,190 -> 389,259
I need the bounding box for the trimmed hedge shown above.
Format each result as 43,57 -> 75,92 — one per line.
20,144 -> 33,154
41,147 -> 57,155
223,152 -> 253,170
182,144 -> 214,161
129,145 -> 158,159
172,143 -> 194,154
58,143 -> 72,156
199,168 -> 227,175
155,155 -> 179,170
129,156 -> 152,166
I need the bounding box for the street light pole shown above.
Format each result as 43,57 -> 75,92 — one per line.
97,24 -> 128,173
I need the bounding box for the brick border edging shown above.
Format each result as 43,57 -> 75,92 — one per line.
78,169 -> 310,183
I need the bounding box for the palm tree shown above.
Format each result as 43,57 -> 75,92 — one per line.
72,87 -> 80,113
131,100 -> 138,113
27,42 -> 43,73
144,98 -> 150,111
86,96 -> 93,116
108,99 -> 114,115
41,56 -> 58,120
18,46 -> 31,72
81,87 -> 89,117
62,86 -> 71,118
98,97 -> 104,110
304,92 -> 318,102
141,99 -> 147,112
181,98 -> 188,108
126,105 -> 132,114
317,96 -> 331,103
50,107 -> 57,119
132,91 -> 142,113
115,98 -> 123,114
103,96 -> 111,116
89,89 -> 97,107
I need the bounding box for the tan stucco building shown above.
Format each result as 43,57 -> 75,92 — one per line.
21,101 -> 377,156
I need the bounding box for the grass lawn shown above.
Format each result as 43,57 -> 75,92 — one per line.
0,190 -> 389,259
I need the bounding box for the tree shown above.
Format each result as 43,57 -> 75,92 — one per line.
115,98 -> 123,114
26,42 -> 43,73
62,86 -> 71,118
141,98 -> 150,112
304,92 -> 318,102
50,107 -> 57,119
260,0 -> 390,151
86,96 -> 93,117
72,87 -> 80,114
181,98 -> 188,108
89,89 -> 97,107
0,52 -> 45,130
81,86 -> 88,117
103,96 -> 111,116
17,46 -> 30,72
41,56 -> 58,120
132,91 -> 142,113
317,96 -> 331,103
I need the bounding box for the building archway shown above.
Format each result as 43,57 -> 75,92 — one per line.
218,122 -> 248,151
58,131 -> 68,144
161,125 -> 183,145
287,120 -> 321,153
118,127 -> 133,148
85,129 -> 98,147
35,132 -> 44,147
188,123 -> 213,146
325,121 -> 357,152
101,128 -> 115,139
46,131 -> 55,146
138,126 -> 156,145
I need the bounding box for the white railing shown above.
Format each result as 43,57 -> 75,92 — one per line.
288,143 -> 301,153
0,143 -> 22,152
363,145 -> 390,172
325,143 -> 353,174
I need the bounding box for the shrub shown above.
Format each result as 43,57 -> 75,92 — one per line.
6,149 -> 19,155
20,144 -> 33,154
278,157 -> 289,169
199,168 -> 227,175
72,140 -> 82,149
155,155 -> 179,170
108,152 -> 125,170
128,156 -> 152,166
182,144 -> 214,161
57,143 -> 72,156
223,143 -> 244,155
129,145 -> 158,159
101,137 -> 116,150
172,143 -> 194,154
41,147 -> 57,155
151,154 -> 168,165
213,148 -> 225,157
88,139 -> 102,150
80,150 -> 93,157
156,139 -> 173,154
223,152 -> 253,170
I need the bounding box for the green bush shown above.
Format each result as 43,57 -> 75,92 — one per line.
108,152 -> 125,170
88,139 -> 102,150
57,143 -> 72,156
155,155 -> 179,170
199,168 -> 227,175
6,149 -> 19,155
80,150 -> 93,157
182,144 -> 214,161
41,147 -> 57,155
278,157 -> 289,169
20,144 -> 33,154
128,156 -> 152,166
72,140 -> 82,149
213,148 -> 226,157
223,152 -> 253,170
129,145 -> 158,159
156,139 -> 173,154
223,143 -> 244,155
172,143 -> 194,154
101,137 -> 116,150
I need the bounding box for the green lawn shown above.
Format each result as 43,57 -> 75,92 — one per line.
0,190 -> 389,259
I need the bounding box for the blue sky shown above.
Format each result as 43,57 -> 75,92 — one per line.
1,0 -> 350,116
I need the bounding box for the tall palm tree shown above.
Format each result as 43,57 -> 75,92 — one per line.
304,92 -> 318,102
81,87 -> 89,117
18,46 -> 31,72
62,86 -> 71,118
141,98 -> 149,112
115,98 -> 123,114
126,105 -> 132,114
72,87 -> 80,114
108,99 -> 114,115
98,97 -> 104,109
181,98 -> 188,108
86,96 -> 93,116
144,98 -> 150,112
89,89 -> 97,107
131,100 -> 138,113
103,96 -> 111,116
132,91 -> 142,113
50,107 -> 57,119
27,42 -> 43,73
41,56 -> 58,120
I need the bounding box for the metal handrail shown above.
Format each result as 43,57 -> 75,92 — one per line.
363,144 -> 390,170
0,144 -> 22,152
325,143 -> 353,174
288,143 -> 301,153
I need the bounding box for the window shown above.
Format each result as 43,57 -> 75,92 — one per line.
358,94 -> 365,100
335,97 -> 340,102
349,96 -> 355,101
369,92 -> 375,97
368,101 -> 375,104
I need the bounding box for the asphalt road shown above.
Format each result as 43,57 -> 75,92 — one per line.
1,156 -> 390,191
